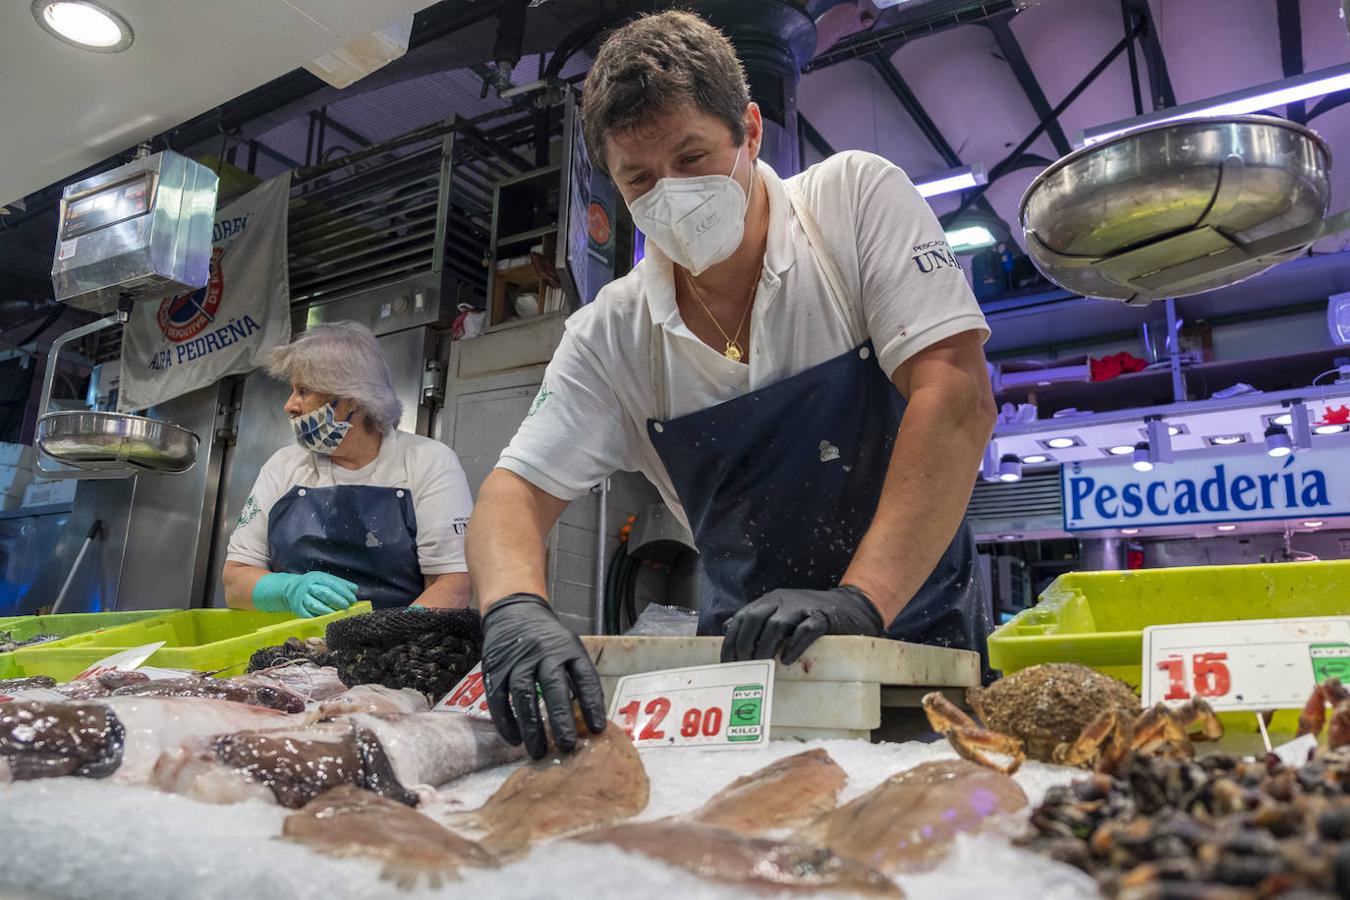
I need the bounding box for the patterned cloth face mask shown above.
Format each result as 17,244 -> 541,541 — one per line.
291,401 -> 354,455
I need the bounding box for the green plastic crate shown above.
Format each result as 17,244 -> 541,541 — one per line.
987,561 -> 1350,739
3,603 -> 370,682
0,610 -> 164,646
0,611 -> 167,679
989,560 -> 1350,685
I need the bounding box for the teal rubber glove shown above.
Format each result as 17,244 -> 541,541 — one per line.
252,571 -> 358,618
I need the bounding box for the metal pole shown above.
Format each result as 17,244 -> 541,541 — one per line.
52,520 -> 103,614
593,478 -> 610,635
1164,297 -> 1185,402
37,310 -> 125,418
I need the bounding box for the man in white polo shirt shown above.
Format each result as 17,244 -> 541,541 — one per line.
467,10 -> 997,759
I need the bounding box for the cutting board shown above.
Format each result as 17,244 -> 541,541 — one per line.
583,635 -> 978,739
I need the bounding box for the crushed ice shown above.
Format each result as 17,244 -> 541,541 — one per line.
0,738 -> 1098,899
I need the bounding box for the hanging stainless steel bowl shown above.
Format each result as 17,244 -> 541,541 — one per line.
37,411 -> 200,474
1020,115 -> 1334,303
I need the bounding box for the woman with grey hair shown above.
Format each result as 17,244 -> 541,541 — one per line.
222,321 -> 473,614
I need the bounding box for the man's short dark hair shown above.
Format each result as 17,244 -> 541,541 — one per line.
582,10 -> 751,175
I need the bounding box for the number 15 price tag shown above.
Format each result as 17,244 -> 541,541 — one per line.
609,660 -> 775,750
1142,615 -> 1350,711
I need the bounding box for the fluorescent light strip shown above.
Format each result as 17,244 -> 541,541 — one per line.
945,225 -> 996,252
1080,62 -> 1350,146
914,164 -> 987,198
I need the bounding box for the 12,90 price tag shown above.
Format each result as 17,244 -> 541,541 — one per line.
1142,616 -> 1350,711
608,660 -> 775,750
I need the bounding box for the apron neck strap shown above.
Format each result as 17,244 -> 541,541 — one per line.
784,185 -> 865,345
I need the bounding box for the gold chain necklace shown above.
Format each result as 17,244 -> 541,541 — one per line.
683,264 -> 762,362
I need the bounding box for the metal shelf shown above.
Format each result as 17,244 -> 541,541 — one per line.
496,224 -> 558,246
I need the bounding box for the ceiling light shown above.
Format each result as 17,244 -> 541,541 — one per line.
1208,434 -> 1247,446
998,534 -> 1022,541
1132,442 -> 1154,473
998,454 -> 1023,483
1271,413 -> 1293,427
945,225 -> 997,253
1120,528 -> 1139,535
1315,423 -> 1348,435
1021,454 -> 1051,464
1107,445 -> 1135,456
1302,520 -> 1325,528
1081,62 -> 1350,145
1265,424 -> 1293,458
914,165 -> 987,199
1216,524 -> 1238,532
1044,436 -> 1080,450
32,0 -> 133,52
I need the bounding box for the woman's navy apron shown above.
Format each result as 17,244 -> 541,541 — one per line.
646,186 -> 993,676
268,473 -> 424,610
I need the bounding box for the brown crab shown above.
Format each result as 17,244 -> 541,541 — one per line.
922,663 -> 1223,775
1297,676 -> 1349,748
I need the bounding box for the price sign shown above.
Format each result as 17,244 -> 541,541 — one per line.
608,660 -> 774,750
1142,616 -> 1350,711
432,663 -> 493,720
73,641 -> 166,681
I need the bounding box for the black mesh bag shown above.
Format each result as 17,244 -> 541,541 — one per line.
324,607 -> 483,701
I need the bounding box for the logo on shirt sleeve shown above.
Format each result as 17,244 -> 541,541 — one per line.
452,516 -> 469,536
236,494 -> 261,528
526,382 -> 554,419
911,239 -> 961,274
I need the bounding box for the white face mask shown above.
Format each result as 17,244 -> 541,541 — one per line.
628,143 -> 750,277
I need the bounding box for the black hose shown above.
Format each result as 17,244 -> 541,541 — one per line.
603,542 -> 626,635
621,554 -> 641,633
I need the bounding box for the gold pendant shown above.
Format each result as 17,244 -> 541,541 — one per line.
724,341 -> 743,362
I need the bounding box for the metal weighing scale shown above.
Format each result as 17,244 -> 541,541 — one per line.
1020,115 -> 1350,304
36,148 -> 218,479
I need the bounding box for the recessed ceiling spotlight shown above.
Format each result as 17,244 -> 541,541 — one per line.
1120,528 -> 1140,535
32,1 -> 133,52
1216,524 -> 1238,532
1208,434 -> 1247,446
1139,424 -> 1186,438
998,534 -> 1022,541
1315,423 -> 1348,435
1302,520 -> 1325,528
1042,436 -> 1081,450
1107,445 -> 1135,456
1271,412 -> 1294,427
1021,454 -> 1051,465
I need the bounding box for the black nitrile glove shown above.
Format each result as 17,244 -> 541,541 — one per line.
481,593 -> 607,759
721,585 -> 885,665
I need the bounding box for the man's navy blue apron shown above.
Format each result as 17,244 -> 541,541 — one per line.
646,186 -> 993,677
268,483 -> 424,609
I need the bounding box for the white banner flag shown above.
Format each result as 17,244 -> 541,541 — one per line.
119,173 -> 291,411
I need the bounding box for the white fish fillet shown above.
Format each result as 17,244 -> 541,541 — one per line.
238,665 -> 349,702
318,685 -> 429,718
151,711 -> 523,807
340,712 -> 525,792
100,696 -> 300,783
